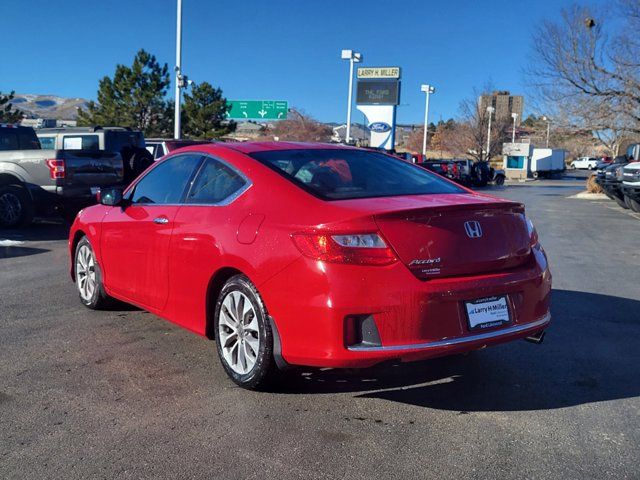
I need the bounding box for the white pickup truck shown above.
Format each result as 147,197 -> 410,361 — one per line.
570,157 -> 599,170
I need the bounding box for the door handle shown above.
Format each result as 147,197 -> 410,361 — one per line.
153,217 -> 169,224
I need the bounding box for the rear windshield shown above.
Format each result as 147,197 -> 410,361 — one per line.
249,148 -> 463,200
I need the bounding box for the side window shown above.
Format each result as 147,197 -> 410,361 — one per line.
0,131 -> 19,151
130,154 -> 202,204
63,135 -> 99,151
18,131 -> 41,150
155,144 -> 165,159
39,137 -> 56,150
186,157 -> 247,204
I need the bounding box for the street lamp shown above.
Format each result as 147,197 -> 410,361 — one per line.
341,49 -> 362,144
486,106 -> 495,161
421,84 -> 435,156
174,0 -> 183,139
511,112 -> 518,143
542,116 -> 551,147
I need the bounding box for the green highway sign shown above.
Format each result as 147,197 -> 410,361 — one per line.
227,100 -> 288,120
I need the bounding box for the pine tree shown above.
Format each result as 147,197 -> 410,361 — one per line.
78,49 -> 171,136
181,82 -> 236,139
0,91 -> 23,123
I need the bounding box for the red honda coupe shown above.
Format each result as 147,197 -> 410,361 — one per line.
69,142 -> 551,389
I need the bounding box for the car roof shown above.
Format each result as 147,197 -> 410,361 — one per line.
219,141 -> 355,154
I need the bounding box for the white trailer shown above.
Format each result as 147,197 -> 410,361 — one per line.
530,148 -> 565,178
503,143 -> 565,179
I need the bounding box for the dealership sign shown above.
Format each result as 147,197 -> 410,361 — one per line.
368,122 -> 391,133
357,67 -> 401,79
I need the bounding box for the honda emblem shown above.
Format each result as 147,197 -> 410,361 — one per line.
464,221 -> 483,238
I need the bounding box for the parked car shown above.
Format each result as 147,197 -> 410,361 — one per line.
489,167 -> 506,186
596,156 -> 630,209
69,142 -> 551,389
621,161 -> 640,212
570,157 -> 599,170
0,124 -> 123,227
37,126 -> 152,184
417,160 -> 450,177
145,138 -> 213,160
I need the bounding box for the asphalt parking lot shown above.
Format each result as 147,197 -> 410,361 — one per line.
1,177 -> 639,480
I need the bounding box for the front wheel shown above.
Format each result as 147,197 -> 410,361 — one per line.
75,237 -> 113,309
628,196 -> 640,213
214,274 -> 277,390
615,196 -> 629,209
495,175 -> 505,186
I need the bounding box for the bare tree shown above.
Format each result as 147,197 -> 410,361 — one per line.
451,87 -> 511,161
270,109 -> 332,142
528,1 -> 640,142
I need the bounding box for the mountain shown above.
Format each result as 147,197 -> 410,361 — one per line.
9,94 -> 89,120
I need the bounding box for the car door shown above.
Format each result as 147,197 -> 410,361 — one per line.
100,153 -> 203,311
164,155 -> 251,332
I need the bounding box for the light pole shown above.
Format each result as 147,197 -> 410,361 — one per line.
421,84 -> 435,156
486,106 -> 495,161
174,0 -> 183,139
511,112 -> 518,143
542,116 -> 551,147
341,49 -> 362,144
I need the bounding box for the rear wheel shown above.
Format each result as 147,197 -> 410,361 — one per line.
75,237 -> 113,309
0,184 -> 34,228
214,274 -> 277,390
495,175 -> 505,186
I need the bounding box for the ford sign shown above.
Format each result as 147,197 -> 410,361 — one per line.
369,122 -> 391,133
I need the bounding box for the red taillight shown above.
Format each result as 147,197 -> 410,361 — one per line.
291,232 -> 397,266
45,159 -> 65,179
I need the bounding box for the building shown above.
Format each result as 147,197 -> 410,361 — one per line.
479,91 -> 524,125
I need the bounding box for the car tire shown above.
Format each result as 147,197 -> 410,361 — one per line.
495,175 -> 505,186
624,195 -> 635,210
532,171 -> 539,179
0,184 -> 34,228
214,274 -> 278,390
571,164 -> 576,170
628,196 -> 640,213
615,196 -> 629,209
74,236 -> 113,309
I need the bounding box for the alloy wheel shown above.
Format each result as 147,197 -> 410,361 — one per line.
219,291 -> 261,375
0,192 -> 22,225
76,245 -> 96,302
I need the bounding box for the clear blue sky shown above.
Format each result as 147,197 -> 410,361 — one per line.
2,0 -> 591,124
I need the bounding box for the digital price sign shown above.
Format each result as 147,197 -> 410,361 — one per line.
356,80 -> 400,105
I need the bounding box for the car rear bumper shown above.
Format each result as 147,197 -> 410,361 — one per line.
261,245 -> 552,368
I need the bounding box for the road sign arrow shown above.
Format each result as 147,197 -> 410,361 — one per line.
242,111 -> 248,118
277,112 -> 283,119
258,109 -> 267,118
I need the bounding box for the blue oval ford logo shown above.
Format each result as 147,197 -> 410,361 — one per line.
368,122 -> 391,133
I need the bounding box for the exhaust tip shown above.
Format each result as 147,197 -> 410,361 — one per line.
524,330 -> 546,345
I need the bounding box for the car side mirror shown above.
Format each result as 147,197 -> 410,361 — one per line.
97,187 -> 124,206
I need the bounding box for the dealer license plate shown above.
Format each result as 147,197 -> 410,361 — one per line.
464,296 -> 511,330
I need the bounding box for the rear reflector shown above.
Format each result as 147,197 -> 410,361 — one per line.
45,159 -> 65,179
291,232 -> 397,266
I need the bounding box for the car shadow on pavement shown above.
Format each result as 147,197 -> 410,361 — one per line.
0,221 -> 70,242
275,289 -> 640,412
0,246 -> 49,259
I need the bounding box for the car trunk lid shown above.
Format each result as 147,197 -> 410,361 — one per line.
374,201 -> 530,279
